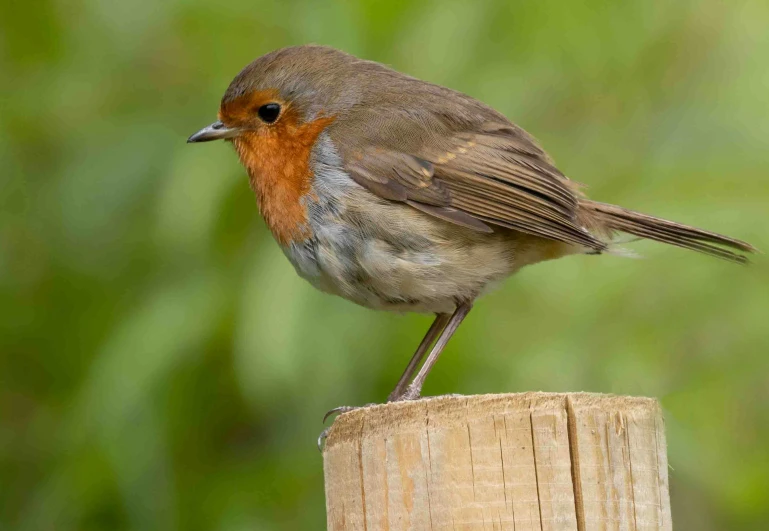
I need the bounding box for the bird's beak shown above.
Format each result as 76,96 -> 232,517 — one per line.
187,121 -> 239,143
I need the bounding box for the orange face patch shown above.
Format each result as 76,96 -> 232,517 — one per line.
219,89 -> 283,127
221,90 -> 335,246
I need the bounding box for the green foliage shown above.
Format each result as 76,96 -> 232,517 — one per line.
1,1 -> 768,529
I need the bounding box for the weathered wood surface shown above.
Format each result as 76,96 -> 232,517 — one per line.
323,393 -> 671,530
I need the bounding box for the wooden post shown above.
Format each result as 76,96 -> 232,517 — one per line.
323,392 -> 671,530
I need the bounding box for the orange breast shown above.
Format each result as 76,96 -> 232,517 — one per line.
230,113 -> 335,246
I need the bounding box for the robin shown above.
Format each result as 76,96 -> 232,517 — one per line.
188,45 -> 756,408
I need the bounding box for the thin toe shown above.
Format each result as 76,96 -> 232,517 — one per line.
323,406 -> 358,424
317,427 -> 330,452
392,386 -> 422,402
323,403 -> 379,423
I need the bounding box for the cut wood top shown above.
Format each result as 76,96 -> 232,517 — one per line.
323,392 -> 671,531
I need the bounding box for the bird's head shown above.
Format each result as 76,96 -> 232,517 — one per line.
187,45 -> 371,146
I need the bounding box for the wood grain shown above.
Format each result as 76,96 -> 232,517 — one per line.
323,393 -> 671,531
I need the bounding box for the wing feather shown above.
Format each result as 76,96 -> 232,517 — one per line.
338,120 -> 606,251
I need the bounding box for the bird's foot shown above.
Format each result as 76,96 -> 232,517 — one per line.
317,394 -> 466,451
317,427 -> 330,452
322,403 -> 376,424
388,383 -> 423,402
389,389 -> 467,402
317,403 -> 376,453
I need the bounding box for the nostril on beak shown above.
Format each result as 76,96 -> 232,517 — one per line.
187,121 -> 237,143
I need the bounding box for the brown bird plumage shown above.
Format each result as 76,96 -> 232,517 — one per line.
188,45 -> 756,407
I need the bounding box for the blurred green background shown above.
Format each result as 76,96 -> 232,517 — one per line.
1,0 -> 768,529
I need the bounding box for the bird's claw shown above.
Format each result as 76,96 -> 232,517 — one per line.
317,427 -> 330,452
318,405 -> 367,452
318,404 -> 370,453
322,405 -> 359,424
318,405 -> 368,453
322,403 -> 378,424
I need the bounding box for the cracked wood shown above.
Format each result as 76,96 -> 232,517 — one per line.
323,393 -> 671,531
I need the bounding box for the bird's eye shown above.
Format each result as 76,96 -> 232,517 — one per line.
257,103 -> 281,123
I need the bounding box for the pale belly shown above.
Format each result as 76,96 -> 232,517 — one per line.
283,186 -> 568,314
278,135 -> 574,314
284,212 -> 517,313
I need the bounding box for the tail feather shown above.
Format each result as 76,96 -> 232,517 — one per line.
580,200 -> 758,265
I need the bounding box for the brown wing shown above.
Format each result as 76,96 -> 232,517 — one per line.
341,123 -> 606,251
344,147 -> 494,233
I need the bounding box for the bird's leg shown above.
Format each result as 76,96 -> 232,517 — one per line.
386,313 -> 451,402
319,307 -> 469,450
322,313 -> 450,423
394,302 -> 473,402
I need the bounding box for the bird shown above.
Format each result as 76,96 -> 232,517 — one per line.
188,44 -> 756,407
